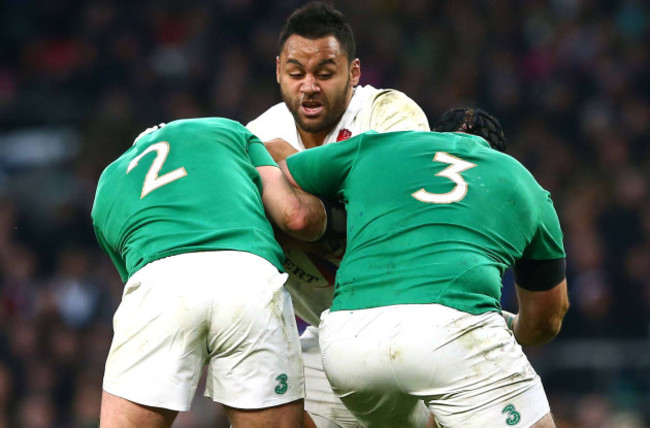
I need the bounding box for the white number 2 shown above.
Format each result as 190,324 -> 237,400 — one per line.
126,141 -> 187,199
411,152 -> 476,204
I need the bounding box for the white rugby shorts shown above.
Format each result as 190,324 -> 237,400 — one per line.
301,326 -> 362,428
103,251 -> 305,411
320,304 -> 551,428
301,326 -> 430,428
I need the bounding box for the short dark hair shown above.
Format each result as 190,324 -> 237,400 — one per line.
277,2 -> 356,62
433,108 -> 507,153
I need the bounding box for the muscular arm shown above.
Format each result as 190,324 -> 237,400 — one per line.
257,165 -> 326,242
506,278 -> 569,346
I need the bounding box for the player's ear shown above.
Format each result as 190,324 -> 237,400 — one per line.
276,57 -> 281,84
350,58 -> 361,86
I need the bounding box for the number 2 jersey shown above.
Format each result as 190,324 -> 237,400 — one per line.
91,117 -> 284,282
286,130 -> 566,314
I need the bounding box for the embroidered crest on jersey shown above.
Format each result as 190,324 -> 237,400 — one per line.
336,129 -> 352,141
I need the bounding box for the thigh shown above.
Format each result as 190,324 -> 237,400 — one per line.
204,252 -> 305,410
100,390 -> 177,428
103,254 -> 213,411
225,398 -> 304,428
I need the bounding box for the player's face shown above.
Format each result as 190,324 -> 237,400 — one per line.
277,35 -> 361,136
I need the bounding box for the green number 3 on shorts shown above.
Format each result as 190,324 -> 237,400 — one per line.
502,404 -> 521,425
274,374 -> 288,395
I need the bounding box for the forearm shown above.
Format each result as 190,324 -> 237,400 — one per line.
258,165 -> 326,241
503,310 -> 562,347
287,188 -> 327,242
263,186 -> 325,241
504,279 -> 569,346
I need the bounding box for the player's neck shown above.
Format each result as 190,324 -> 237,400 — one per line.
298,129 -> 329,149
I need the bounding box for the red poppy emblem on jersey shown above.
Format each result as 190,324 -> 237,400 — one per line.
336,129 -> 352,141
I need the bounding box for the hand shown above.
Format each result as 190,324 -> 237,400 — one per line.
265,138 -> 298,162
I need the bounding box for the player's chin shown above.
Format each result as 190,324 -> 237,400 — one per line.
296,116 -> 329,134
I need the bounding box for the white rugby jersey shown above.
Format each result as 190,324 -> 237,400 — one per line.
247,84 -> 429,150
246,84 -> 429,326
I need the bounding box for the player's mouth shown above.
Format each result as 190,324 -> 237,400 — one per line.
300,100 -> 323,117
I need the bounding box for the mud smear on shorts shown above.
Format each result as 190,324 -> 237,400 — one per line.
268,285 -> 292,354
389,348 -> 402,361
230,303 -> 245,325
453,317 -> 496,379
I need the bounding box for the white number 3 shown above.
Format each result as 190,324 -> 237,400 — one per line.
411,152 -> 476,204
127,142 -> 187,199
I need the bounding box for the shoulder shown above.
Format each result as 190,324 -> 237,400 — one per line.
486,150 -> 549,200
246,103 -> 296,140
358,86 -> 430,132
372,90 -> 426,117
370,88 -> 420,107
498,153 -> 539,186
246,102 -> 289,126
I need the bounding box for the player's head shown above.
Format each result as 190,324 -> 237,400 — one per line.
277,2 -> 356,62
433,107 -> 507,153
276,2 -> 361,138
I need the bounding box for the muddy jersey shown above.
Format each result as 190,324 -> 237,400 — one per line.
246,85 -> 430,325
92,117 -> 284,281
286,131 -> 565,314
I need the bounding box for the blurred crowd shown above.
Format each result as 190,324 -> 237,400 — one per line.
0,0 -> 648,426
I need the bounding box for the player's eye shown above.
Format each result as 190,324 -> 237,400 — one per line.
317,73 -> 333,79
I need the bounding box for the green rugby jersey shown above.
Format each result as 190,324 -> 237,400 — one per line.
286,131 -> 565,314
92,117 -> 284,282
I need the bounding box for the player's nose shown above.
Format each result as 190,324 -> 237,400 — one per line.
300,75 -> 320,94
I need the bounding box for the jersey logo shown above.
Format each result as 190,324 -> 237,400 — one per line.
336,129 -> 352,141
502,404 -> 521,425
274,374 -> 288,395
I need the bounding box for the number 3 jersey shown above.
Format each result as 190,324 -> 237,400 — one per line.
286,130 -> 566,315
91,117 -> 285,282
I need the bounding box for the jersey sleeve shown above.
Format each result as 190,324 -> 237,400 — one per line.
368,90 -> 430,132
522,191 -> 566,261
286,135 -> 363,200
247,133 -> 278,167
515,192 -> 566,290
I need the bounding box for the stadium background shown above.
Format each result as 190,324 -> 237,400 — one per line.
0,0 -> 648,426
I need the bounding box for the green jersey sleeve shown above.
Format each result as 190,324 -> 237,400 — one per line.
286,133 -> 366,199
247,134 -> 278,167
522,190 -> 566,261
